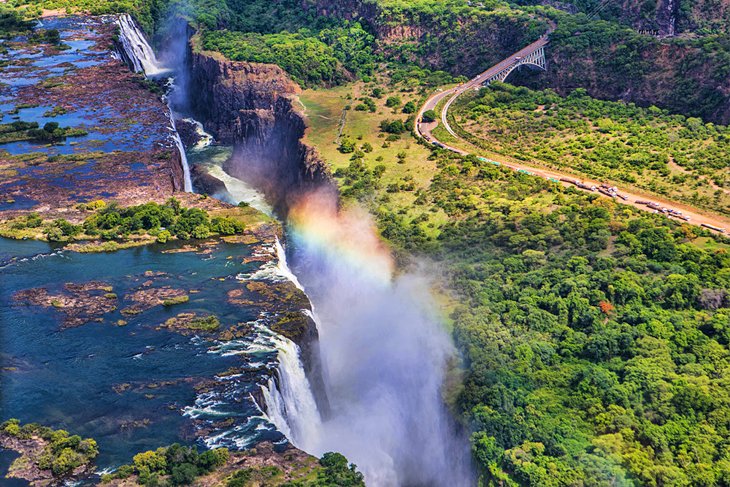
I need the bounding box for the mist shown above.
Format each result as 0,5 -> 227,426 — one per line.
285,189 -> 475,487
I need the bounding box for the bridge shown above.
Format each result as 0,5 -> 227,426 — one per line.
435,35 -> 549,139
413,32 -> 730,235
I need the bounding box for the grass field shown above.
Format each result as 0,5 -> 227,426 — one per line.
299,76 -> 450,236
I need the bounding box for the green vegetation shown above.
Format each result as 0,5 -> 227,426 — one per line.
224,451 -> 364,487
0,120 -> 87,144
201,22 -> 376,87
0,5 -> 32,37
453,82 -> 730,216
101,443 -> 229,485
361,144 -> 730,486
1,419 -> 98,477
77,199 -> 241,241
1,199 -> 247,244
162,295 -> 189,306
301,68 -> 730,486
100,444 -> 363,487
543,11 -> 730,123
186,315 -> 220,331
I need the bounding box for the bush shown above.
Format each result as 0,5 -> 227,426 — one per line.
170,463 -> 198,485
338,138 -> 356,153
379,119 -> 408,134
210,217 -> 244,235
421,109 -> 437,123
402,101 -> 417,114
156,230 -> 171,243
385,96 -> 401,108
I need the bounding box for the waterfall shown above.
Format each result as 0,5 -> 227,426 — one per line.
183,117 -> 214,150
115,14 -> 168,77
274,238 -> 305,291
167,114 -> 193,192
114,14 -> 191,192
261,333 -> 322,448
667,0 -> 677,36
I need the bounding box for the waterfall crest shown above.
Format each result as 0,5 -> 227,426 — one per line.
115,14 -> 168,77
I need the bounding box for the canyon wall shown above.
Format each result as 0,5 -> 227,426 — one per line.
295,0 -> 729,123
300,0 -> 545,77
186,40 -> 331,413
187,45 -> 333,211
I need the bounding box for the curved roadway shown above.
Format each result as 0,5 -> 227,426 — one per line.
415,37 -> 729,234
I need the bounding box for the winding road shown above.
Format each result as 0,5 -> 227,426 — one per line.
415,37 -> 729,235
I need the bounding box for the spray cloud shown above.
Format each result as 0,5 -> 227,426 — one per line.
284,189 -> 474,487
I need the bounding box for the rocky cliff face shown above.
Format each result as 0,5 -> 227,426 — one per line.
299,0 -> 544,77
512,34 -> 730,124
186,40 -> 332,412
188,46 -> 333,212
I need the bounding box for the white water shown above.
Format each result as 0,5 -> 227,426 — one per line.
277,193 -> 475,486
115,14 -> 169,77
167,115 -> 193,192
203,161 -> 273,216
183,117 -> 214,149
261,333 -> 322,448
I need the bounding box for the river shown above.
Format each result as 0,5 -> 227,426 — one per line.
0,13 -> 475,486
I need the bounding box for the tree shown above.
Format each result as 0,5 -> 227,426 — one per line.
422,109 -> 437,123
170,463 -> 198,485
339,138 -> 356,153
318,452 -> 365,486
385,96 -> 401,108
403,101 -> 417,114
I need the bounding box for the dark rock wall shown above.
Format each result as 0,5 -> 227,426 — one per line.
188,47 -> 334,211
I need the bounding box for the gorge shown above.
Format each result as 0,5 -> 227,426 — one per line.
116,13 -> 475,486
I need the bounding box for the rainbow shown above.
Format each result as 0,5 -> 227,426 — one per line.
287,189 -> 394,286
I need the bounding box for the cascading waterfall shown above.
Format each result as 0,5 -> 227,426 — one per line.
261,333 -> 322,449
114,14 -> 192,192
115,14 -> 168,77
257,238 -> 322,447
167,114 -> 193,192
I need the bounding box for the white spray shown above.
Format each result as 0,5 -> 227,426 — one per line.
278,190 -> 475,486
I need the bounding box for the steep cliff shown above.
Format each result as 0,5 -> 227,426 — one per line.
188,44 -> 333,210
511,21 -> 730,124
186,38 -> 331,413
306,0 -> 546,77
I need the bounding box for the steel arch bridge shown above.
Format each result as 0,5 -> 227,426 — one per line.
482,44 -> 547,86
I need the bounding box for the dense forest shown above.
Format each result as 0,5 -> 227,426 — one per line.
452,82 -> 730,216
368,148 -> 730,486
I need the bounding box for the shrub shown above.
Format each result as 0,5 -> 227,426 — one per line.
210,217 -> 244,235
156,230 -> 171,243
385,96 -> 401,108
379,119 -> 407,134
170,463 -> 198,485
338,138 -> 356,153
421,109 -> 437,123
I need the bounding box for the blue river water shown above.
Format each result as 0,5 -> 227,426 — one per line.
0,237 -> 287,474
